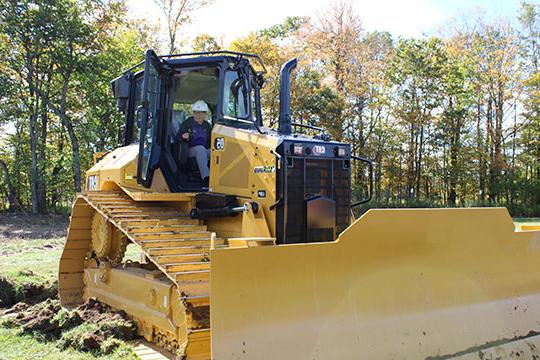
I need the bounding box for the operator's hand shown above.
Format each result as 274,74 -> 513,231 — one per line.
181,133 -> 189,141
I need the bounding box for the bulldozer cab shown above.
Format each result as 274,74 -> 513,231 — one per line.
112,49 -> 264,192
110,50 -> 373,245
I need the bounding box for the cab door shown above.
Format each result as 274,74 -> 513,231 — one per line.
137,49 -> 166,187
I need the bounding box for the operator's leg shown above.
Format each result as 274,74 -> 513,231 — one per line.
188,145 -> 210,179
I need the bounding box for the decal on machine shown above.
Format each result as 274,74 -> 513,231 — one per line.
214,137 -> 225,150
254,165 -> 275,174
87,175 -> 99,191
313,145 -> 326,156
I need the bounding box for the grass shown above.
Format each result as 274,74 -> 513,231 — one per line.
513,217 -> 540,230
0,214 -> 143,360
0,237 -> 63,285
0,238 -> 141,286
0,328 -> 137,360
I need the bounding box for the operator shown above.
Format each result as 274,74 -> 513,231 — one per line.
180,100 -> 212,184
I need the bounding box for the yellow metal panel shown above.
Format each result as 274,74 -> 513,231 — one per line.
240,206 -> 271,238
120,188 -> 196,202
522,225 -> 540,231
209,124 -> 279,237
86,145 -> 173,195
84,267 -> 186,336
210,208 -> 540,359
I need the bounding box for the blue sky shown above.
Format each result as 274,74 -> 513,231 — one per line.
127,0 -> 527,45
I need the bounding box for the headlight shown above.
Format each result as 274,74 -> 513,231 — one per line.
293,143 -> 303,156
334,147 -> 347,157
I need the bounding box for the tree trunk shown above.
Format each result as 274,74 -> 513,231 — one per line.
476,100 -> 485,202
62,118 -> 82,192
26,53 -> 40,215
447,97 -> 460,207
37,105 -> 48,213
0,160 -> 17,211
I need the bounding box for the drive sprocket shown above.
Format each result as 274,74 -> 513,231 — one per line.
91,212 -> 111,258
108,228 -> 128,264
91,212 -> 127,264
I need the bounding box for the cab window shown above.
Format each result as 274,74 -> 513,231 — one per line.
171,67 -> 219,126
222,70 -> 251,120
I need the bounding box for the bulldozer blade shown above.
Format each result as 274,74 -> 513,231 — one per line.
210,208 -> 540,359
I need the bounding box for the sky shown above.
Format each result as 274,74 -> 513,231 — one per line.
128,0 -> 523,45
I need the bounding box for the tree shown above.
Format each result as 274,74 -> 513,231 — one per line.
192,34 -> 220,52
152,0 -> 211,54
388,38 -> 445,200
0,0 -> 144,211
518,2 -> 540,206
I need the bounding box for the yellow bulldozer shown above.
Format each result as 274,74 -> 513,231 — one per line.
59,49 -> 540,359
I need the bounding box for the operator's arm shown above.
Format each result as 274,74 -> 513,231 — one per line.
180,119 -> 192,142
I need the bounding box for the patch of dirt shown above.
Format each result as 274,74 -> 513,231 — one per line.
0,213 -> 68,241
2,298 -> 137,355
187,303 -> 210,329
0,276 -> 58,308
0,277 -> 16,308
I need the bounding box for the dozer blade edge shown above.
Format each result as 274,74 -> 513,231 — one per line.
210,207 -> 540,360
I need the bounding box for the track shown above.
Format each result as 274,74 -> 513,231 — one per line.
60,191 -> 218,359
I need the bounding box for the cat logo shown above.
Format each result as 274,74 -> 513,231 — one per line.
214,137 -> 225,150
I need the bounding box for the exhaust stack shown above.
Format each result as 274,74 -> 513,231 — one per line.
278,58 -> 298,136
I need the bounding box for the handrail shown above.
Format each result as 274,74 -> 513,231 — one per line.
121,50 -> 267,76
350,155 -> 373,207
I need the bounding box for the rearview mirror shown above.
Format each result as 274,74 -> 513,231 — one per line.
111,74 -> 130,114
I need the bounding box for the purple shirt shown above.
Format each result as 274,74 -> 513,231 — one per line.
190,120 -> 207,148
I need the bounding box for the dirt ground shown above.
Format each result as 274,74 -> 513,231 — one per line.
0,213 -> 68,242
0,213 -> 140,358
2,298 -> 137,354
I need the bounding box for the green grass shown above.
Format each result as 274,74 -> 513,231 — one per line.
513,217 -> 540,230
0,237 -> 63,286
0,328 -> 137,360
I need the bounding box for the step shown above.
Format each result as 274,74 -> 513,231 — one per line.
134,232 -> 209,240
95,201 -> 135,206
126,225 -> 207,233
137,208 -> 184,214
87,195 -> 129,201
111,213 -> 150,219
174,270 -> 210,282
119,218 -> 200,227
186,328 -> 211,360
189,328 -> 210,336
140,239 -> 212,248
165,262 -> 210,273
146,246 -> 210,256
107,208 -> 144,214
155,254 -> 208,264
185,295 -> 209,307
178,280 -> 209,298
85,193 -> 125,198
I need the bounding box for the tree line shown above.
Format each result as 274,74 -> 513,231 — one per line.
0,0 -> 539,216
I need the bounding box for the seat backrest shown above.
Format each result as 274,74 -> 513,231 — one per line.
170,110 -> 186,143
169,110 -> 189,167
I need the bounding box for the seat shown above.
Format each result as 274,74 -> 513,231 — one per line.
170,110 -> 204,183
170,110 -> 188,167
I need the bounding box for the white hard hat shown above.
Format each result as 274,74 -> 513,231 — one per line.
192,100 -> 209,112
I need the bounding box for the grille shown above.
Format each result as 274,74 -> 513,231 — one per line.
284,157 -> 350,243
